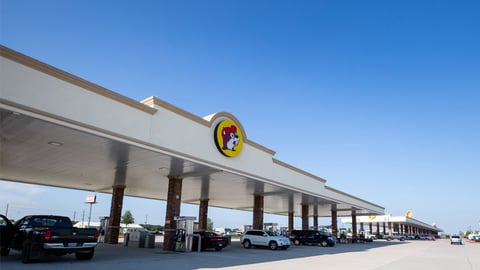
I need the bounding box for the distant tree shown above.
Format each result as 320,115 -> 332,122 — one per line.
142,224 -> 164,232
121,210 -> 134,225
207,218 -> 214,231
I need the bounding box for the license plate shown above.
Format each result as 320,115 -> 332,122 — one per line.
68,243 -> 78,247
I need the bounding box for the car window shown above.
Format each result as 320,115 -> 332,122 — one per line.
15,217 -> 29,228
0,216 -> 7,226
31,217 -> 44,227
30,217 -> 72,227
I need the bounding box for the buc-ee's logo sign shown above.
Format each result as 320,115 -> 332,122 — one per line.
214,119 -> 243,157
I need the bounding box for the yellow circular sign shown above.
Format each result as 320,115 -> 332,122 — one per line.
214,119 -> 243,157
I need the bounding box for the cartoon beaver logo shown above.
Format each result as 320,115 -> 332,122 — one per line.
214,119 -> 243,157
221,125 -> 240,151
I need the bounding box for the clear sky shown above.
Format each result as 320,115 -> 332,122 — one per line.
1,0 -> 479,234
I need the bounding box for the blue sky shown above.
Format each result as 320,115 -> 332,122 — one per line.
1,0 -> 479,234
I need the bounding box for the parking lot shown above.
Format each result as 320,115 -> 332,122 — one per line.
1,239 -> 478,270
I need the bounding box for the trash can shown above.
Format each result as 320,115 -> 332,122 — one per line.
123,233 -> 130,246
129,231 -> 147,247
145,233 -> 156,248
192,234 -> 201,252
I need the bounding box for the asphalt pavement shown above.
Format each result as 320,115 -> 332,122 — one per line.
1,238 -> 478,270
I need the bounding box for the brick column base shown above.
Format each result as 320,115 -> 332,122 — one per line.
302,204 -> 309,230
331,209 -> 338,236
163,176 -> 183,251
106,185 -> 125,244
253,195 -> 264,229
198,199 -> 209,231
351,210 -> 357,242
288,211 -> 294,235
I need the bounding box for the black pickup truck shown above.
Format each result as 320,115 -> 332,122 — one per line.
0,214 -> 98,263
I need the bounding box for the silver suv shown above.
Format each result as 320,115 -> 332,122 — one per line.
450,235 -> 462,245
241,230 -> 290,250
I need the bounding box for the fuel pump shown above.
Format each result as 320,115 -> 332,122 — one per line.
264,223 -> 279,235
174,216 -> 196,252
99,216 -> 109,243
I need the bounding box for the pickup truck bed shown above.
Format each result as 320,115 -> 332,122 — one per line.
0,214 -> 98,263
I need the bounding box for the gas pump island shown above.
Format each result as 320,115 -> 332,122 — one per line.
174,216 -> 197,252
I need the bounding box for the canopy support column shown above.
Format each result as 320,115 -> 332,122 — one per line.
331,205 -> 338,236
163,176 -> 183,251
106,185 -> 125,244
253,195 -> 264,229
302,204 -> 309,230
351,209 -> 358,242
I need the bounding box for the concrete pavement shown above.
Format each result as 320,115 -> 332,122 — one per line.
1,239 -> 478,270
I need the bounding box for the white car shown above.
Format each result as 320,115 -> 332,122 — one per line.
240,230 -> 290,250
450,235 -> 462,245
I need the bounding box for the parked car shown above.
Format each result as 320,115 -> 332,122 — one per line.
290,230 -> 335,247
365,233 -> 376,241
358,232 -> 375,242
0,214 -> 98,263
450,235 -> 462,245
385,233 -> 406,241
417,234 -> 428,240
240,229 -> 290,250
427,235 -> 436,241
192,231 -> 229,251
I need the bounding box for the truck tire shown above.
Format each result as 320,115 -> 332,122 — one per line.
320,240 -> 328,247
294,239 -> 301,246
269,241 -> 278,250
75,248 -> 94,260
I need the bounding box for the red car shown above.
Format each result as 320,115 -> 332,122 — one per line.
192,231 -> 229,251
427,235 -> 436,241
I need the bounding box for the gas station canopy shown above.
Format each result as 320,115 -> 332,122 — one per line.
0,45 -> 384,219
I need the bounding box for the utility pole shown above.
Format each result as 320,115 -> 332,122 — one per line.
5,204 -> 8,216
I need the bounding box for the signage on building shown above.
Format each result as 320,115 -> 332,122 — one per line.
214,119 -> 243,157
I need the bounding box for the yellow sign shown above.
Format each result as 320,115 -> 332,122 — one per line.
368,215 -> 376,220
214,119 -> 243,157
